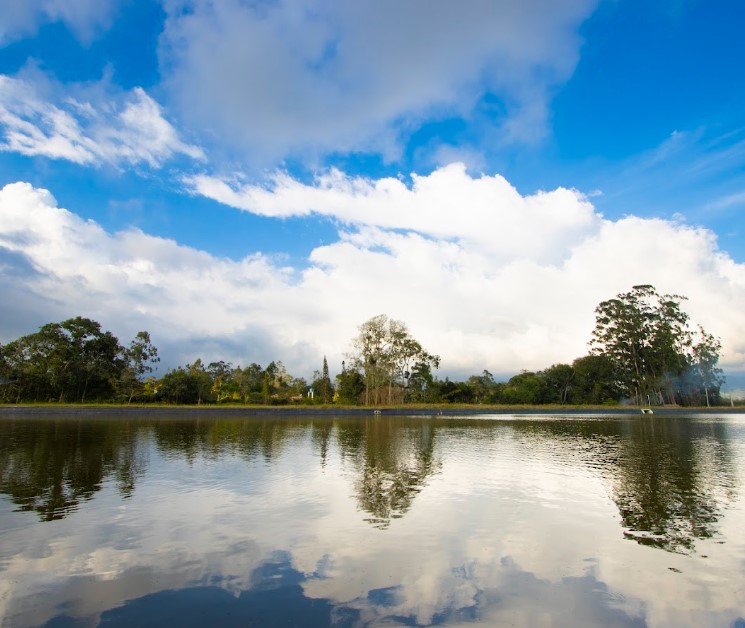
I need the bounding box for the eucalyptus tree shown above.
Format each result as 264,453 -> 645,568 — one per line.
121,331 -> 160,403
690,328 -> 724,407
590,285 -> 723,405
350,315 -> 440,405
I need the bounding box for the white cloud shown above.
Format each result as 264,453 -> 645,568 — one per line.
0,0 -> 121,44
187,163 -> 601,265
0,75 -> 204,167
159,0 -> 597,165
1,175 -> 744,380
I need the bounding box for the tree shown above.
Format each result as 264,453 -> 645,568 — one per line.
466,370 -> 498,404
502,371 -> 543,404
158,367 -> 199,404
309,356 -> 334,404
188,359 -> 214,404
590,285 -> 724,405
1,317 -> 125,402
335,361 -> 365,404
320,356 -> 332,403
207,361 -> 234,403
407,361 -> 437,403
234,363 -> 264,403
571,354 -> 623,404
349,315 -> 440,405
537,363 -> 576,404
437,378 -> 474,403
121,331 -> 160,403
689,328 -> 725,407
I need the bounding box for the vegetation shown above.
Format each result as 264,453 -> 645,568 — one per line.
348,314 -> 440,405
590,285 -> 724,406
0,317 -> 156,403
0,285 -> 727,406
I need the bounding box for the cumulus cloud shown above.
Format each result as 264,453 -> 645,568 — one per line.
0,0 -> 122,44
1,175 -> 744,379
187,163 -> 601,265
0,75 -> 204,167
159,0 -> 597,165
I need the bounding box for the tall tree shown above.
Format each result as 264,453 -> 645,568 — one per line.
590,285 -> 724,405
349,315 -> 440,405
689,328 -> 725,407
320,356 -> 332,403
121,331 -> 160,403
310,356 -> 334,403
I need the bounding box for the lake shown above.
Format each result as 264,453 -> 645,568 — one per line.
1,410 -> 744,627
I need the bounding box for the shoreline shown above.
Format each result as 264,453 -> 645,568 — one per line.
1,404 -> 743,417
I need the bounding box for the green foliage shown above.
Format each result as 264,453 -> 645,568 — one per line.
571,354 -> 623,404
465,370 -> 498,404
320,356 -> 332,403
0,296 -> 726,407
591,285 -> 724,405
502,371 -> 543,404
349,314 -> 440,405
120,331 -> 160,404
1,317 -> 126,402
335,363 -> 365,404
309,356 -> 334,404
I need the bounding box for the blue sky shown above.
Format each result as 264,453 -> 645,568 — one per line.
1,0 -> 744,390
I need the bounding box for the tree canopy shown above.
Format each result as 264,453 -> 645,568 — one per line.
590,285 -> 723,406
348,314 -> 440,405
0,292 -> 728,406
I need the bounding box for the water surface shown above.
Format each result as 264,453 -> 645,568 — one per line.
1,411 -> 744,626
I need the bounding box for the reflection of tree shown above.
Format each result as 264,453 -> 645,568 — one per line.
3,412 -> 736,550
153,416 -> 307,463
610,416 -> 738,553
506,416 -> 739,553
336,417 -> 441,529
0,419 -> 146,520
311,419 -> 333,468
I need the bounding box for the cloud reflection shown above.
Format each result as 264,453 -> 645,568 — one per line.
1,413 -> 744,627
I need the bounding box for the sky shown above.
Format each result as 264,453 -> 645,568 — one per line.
0,0 -> 744,390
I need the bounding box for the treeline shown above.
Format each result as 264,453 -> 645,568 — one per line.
0,317 -> 159,404
0,285 -> 727,406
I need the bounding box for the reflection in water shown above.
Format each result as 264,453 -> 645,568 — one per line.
0,419 -> 147,520
97,553 -> 361,628
611,417 -> 738,552
1,412 -> 744,627
337,417 -> 441,528
88,554 -> 649,628
493,416 -> 740,553
0,415 -> 444,530
153,416 -> 308,462
0,414 -> 739,548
